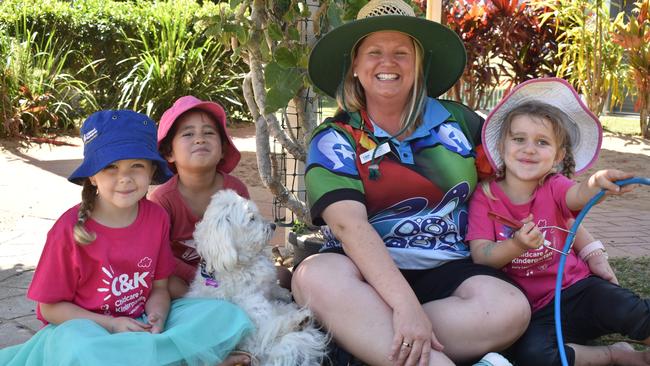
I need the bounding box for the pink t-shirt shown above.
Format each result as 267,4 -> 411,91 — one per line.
148,173 -> 249,283
28,199 -> 175,324
466,174 -> 591,312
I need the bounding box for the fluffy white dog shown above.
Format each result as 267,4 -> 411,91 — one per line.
186,190 -> 328,366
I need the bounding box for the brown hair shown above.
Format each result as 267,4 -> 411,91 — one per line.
482,102 -> 576,199
73,179 -> 98,245
336,33 -> 426,133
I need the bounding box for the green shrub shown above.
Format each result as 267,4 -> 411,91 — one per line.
0,0 -> 251,127
0,20 -> 97,137
0,0 -> 143,107
117,8 -> 246,122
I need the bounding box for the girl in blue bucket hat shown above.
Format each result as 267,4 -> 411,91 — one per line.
0,110 -> 253,366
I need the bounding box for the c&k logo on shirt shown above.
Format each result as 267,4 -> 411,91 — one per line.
110,272 -> 149,296
97,265 -> 150,300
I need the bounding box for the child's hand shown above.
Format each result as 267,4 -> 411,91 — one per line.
586,251 -> 619,285
110,316 -> 152,333
147,312 -> 167,334
513,215 -> 544,250
588,170 -> 635,195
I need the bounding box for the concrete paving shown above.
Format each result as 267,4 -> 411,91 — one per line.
1,134 -> 649,349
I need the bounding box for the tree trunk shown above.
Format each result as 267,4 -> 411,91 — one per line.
237,0 -> 311,225
641,95 -> 650,139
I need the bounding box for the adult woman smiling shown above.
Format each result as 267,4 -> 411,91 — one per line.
291,1 -> 531,365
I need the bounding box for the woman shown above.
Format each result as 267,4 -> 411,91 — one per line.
291,1 -> 531,365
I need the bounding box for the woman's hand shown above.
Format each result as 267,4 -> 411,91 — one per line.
389,302 -> 444,366
110,316 -> 152,333
322,200 -> 443,365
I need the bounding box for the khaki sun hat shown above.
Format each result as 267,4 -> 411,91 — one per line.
308,0 -> 466,99
482,77 -> 603,175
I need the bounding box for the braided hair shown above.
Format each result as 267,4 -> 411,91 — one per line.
73,179 -> 98,245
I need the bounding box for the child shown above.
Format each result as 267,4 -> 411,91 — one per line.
149,95 -> 251,298
0,110 -> 253,366
466,78 -> 650,366
150,95 -> 291,301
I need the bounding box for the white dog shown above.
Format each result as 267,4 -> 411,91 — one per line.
186,190 -> 328,366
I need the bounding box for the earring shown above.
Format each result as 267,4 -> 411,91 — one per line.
353,72 -> 358,78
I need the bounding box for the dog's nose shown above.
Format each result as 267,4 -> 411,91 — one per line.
269,223 -> 276,231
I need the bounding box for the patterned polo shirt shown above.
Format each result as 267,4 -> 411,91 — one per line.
306,98 -> 484,269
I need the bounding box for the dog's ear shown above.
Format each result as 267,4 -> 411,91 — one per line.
194,207 -> 238,273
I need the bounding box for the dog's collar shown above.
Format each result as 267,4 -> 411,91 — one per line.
199,260 -> 219,288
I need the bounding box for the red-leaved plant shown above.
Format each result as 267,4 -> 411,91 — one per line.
613,0 -> 650,138
444,0 -> 560,109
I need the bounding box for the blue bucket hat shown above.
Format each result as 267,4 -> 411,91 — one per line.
68,110 -> 173,185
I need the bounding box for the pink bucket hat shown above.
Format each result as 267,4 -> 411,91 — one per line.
158,96 -> 241,173
482,77 -> 602,175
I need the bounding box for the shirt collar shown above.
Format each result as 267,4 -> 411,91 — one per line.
369,98 -> 451,142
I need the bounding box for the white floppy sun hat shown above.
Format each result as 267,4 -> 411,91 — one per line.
482,77 -> 603,175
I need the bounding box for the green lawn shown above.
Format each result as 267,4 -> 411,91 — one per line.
609,256 -> 650,298
600,115 -> 642,136
598,256 -> 650,348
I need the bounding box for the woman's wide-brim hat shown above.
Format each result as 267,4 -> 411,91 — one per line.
308,0 -> 466,99
482,77 -> 603,175
158,95 -> 241,174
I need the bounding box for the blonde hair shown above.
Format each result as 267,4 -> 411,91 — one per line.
73,179 -> 98,245
481,102 -> 576,200
336,33 -> 427,133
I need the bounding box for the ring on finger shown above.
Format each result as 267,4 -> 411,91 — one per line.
401,341 -> 412,348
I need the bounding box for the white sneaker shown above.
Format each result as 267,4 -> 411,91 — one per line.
472,352 -> 513,366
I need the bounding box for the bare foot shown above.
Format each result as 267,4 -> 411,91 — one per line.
609,342 -> 650,366
217,352 -> 251,366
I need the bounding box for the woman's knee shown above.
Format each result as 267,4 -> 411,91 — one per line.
291,253 -> 359,306
504,287 -> 531,337
459,276 -> 531,338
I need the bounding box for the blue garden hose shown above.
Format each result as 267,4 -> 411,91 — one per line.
555,177 -> 650,366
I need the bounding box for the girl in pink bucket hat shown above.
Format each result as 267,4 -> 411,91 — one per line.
150,96 -> 257,365
466,78 -> 650,366
150,96 -> 250,297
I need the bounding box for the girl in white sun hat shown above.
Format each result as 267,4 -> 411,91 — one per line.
466,77 -> 650,366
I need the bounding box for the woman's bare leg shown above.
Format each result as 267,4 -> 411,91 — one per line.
292,254 -> 454,366
422,275 -> 531,363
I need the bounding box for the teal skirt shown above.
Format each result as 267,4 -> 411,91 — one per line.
0,297 -> 254,366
